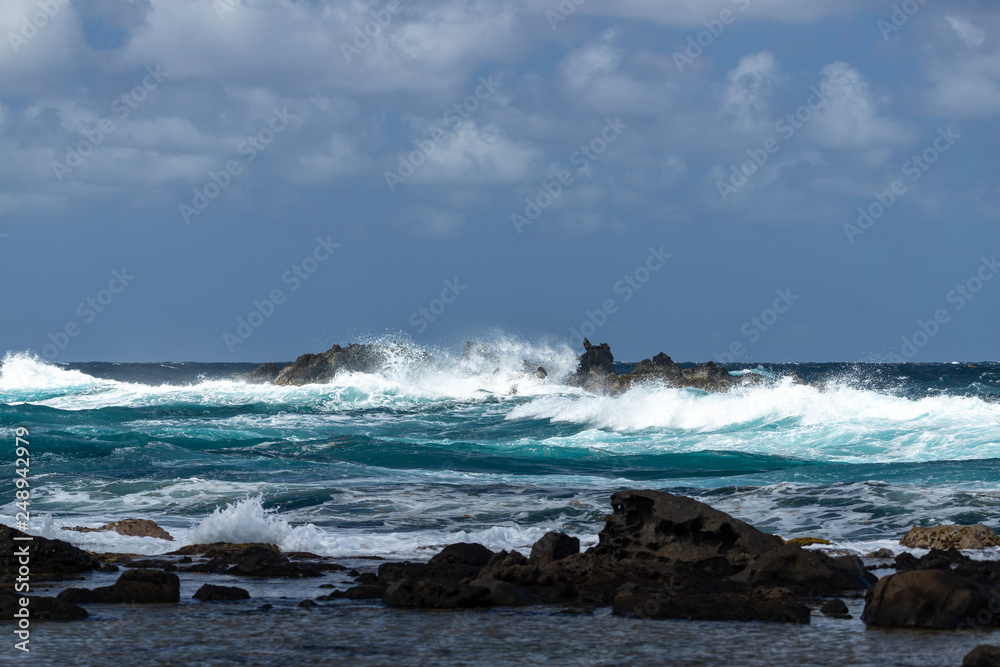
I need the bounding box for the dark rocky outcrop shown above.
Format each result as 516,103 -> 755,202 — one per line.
214,546 -> 323,578
900,524 -> 999,550
273,343 -> 426,386
820,598 -> 851,618
193,584 -> 250,602
592,490 -> 782,574
0,525 -> 100,582
529,532 -> 580,562
428,543 -> 495,567
731,544 -> 876,595
167,542 -> 280,558
894,548 -> 970,572
245,363 -> 281,384
965,645 -> 1000,667
0,592 -> 88,621
65,519 -> 174,541
58,569 -> 180,605
862,569 -> 1000,629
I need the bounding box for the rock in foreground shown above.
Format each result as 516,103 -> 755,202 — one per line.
58,568 -> 180,604
0,525 -> 100,582
862,569 -> 1000,629
965,645 -> 1000,667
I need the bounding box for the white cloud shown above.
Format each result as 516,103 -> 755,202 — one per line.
810,62 -> 909,149
723,51 -> 783,131
946,15 -> 985,49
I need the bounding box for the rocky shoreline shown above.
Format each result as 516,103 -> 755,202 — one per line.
4,491 -> 1000,664
243,338 -> 785,393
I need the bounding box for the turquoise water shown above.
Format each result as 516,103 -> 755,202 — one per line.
1,348 -> 999,559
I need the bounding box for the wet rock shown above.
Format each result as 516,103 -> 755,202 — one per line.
377,562 -> 482,587
273,343 -> 400,386
535,367 -> 548,379
900,524 -> 999,550
59,568 -> 180,604
894,548 -> 970,572
0,592 -> 88,621
612,583 -> 810,624
568,339 -> 617,391
383,577 -> 491,609
193,584 -> 250,602
65,519 -> 174,541
820,598 -> 851,618
530,532 -> 580,562
863,569 -> 1000,629
469,577 -> 543,606
167,542 -> 280,558
592,490 -> 783,573
428,543 -> 495,567
245,363 -> 281,384
731,544 -> 876,595
965,645 -> 1000,667
345,585 -> 385,600
220,546 -> 323,578
354,572 -> 378,585
299,599 -> 318,608
0,525 -> 100,582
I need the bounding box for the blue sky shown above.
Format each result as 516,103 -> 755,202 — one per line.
1,0 -> 998,363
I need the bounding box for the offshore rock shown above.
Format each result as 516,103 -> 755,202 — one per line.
900,524 -> 999,550
65,519 -> 174,541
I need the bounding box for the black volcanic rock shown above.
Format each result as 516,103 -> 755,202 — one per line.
731,544 -> 876,595
568,339 -> 616,390
592,490 -> 782,573
863,569 -> 1000,629
530,532 -> 580,562
428,543 -> 495,567
193,584 -> 250,602
0,592 -> 88,621
58,568 -> 180,604
0,525 -> 100,582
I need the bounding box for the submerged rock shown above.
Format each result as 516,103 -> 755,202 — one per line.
0,592 -> 88,621
65,519 -> 174,541
900,524 -> 999,550
193,584 -> 250,602
862,569 -> 1000,629
58,568 -> 180,604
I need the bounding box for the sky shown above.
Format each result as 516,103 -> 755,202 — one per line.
0,0 -> 998,364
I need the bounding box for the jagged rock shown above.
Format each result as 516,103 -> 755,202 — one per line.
612,583 -> 810,624
863,569 -> 1000,629
58,569 -> 180,604
219,546 -> 323,578
0,592 -> 88,621
66,519 -> 174,541
274,344 -> 382,386
428,543 -> 495,567
568,339 -> 616,390
0,525 -> 100,582
965,645 -> 1000,667
731,544 -> 876,595
245,363 -> 281,384
529,532 -> 580,562
592,490 -> 782,574
900,524 -> 999,550
193,584 -> 250,602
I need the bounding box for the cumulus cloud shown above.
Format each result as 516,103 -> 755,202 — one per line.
723,51 -> 783,131
810,62 -> 910,149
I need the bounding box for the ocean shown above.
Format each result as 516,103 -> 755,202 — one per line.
2,343 -> 999,665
